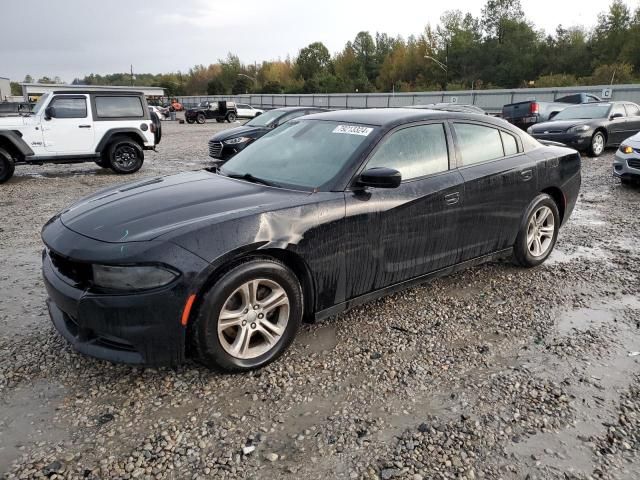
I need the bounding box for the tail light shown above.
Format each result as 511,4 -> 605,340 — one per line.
530,102 -> 539,115
150,122 -> 157,133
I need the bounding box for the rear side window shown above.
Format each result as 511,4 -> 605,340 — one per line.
95,96 -> 144,118
366,124 -> 449,181
50,97 -> 87,119
501,131 -> 519,156
453,123 -> 504,166
625,104 -> 640,116
610,104 -> 626,118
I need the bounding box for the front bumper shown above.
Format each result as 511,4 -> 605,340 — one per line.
41,219 -> 209,367
613,148 -> 640,180
532,132 -> 592,151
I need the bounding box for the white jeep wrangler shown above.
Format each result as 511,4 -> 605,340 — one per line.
0,89 -> 160,184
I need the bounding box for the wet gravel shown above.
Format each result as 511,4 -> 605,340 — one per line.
1,119 -> 639,479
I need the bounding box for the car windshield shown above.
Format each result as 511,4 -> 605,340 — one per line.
553,105 -> 610,120
220,120 -> 376,190
245,109 -> 284,127
31,93 -> 50,115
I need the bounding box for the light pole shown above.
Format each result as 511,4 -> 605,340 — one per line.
424,55 -> 448,91
237,73 -> 257,92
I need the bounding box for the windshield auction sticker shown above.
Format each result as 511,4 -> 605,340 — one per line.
332,125 -> 374,136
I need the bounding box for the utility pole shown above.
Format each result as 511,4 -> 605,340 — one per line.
130,64 -> 134,86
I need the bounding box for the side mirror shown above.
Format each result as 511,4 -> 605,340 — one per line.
356,167 -> 402,189
610,112 -> 624,120
44,106 -> 55,120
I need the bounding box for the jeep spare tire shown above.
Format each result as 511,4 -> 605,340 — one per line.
108,137 -> 144,174
0,147 -> 16,184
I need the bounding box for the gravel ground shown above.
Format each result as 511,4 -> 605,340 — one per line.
0,118 -> 639,480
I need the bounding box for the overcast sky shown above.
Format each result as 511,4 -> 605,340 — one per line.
1,0 -> 638,82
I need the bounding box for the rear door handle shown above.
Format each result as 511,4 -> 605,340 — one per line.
520,169 -> 533,181
79,125 -> 91,128
444,192 -> 460,206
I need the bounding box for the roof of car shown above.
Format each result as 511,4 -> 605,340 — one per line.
304,108 -> 504,128
52,90 -> 144,95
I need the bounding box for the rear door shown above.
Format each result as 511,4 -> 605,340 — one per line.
608,103 -> 628,144
452,122 -> 537,260
42,95 -> 94,154
343,122 -> 465,298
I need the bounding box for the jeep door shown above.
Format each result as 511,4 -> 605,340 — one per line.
42,95 -> 94,154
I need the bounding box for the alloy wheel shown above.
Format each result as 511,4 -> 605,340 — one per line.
113,145 -> 138,171
217,279 -> 290,359
592,133 -> 604,155
526,205 -> 555,257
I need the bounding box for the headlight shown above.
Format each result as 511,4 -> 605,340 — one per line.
224,137 -> 251,145
92,264 -> 178,291
568,125 -> 590,133
620,145 -> 634,154
526,127 -> 533,134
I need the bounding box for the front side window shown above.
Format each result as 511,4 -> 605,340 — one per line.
50,96 -> 87,119
365,124 -> 449,181
95,96 -> 144,118
610,104 -> 626,118
453,123 -> 504,166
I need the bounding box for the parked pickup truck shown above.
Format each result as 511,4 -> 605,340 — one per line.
502,93 -> 602,130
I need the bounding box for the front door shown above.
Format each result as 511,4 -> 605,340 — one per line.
42,95 -> 94,154
451,122 -> 538,260
343,122 -> 465,299
608,103 -> 628,145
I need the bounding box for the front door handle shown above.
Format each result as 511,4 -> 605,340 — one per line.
78,125 -> 91,128
444,192 -> 460,206
520,169 -> 533,181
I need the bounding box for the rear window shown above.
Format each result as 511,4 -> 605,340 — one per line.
453,123 -> 504,166
95,96 -> 144,118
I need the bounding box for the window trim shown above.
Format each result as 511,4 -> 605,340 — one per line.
49,95 -> 89,119
349,120 -> 454,187
450,120 -> 524,169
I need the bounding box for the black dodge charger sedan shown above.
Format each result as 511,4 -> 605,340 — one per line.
42,109 -> 581,371
527,101 -> 640,157
208,106 -> 327,163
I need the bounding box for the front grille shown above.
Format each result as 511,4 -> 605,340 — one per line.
49,250 -> 92,286
208,141 -> 223,158
628,159 -> 640,169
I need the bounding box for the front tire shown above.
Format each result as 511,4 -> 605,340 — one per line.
186,117 -> 195,124
108,138 -> 144,174
0,148 -> 16,184
196,113 -> 206,124
226,112 -> 237,123
588,131 -> 605,157
190,258 -> 303,372
513,193 -> 560,268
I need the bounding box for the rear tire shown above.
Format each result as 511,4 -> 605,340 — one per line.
513,193 -> 560,268
190,258 -> 303,372
0,148 -> 15,184
108,137 -> 144,174
588,131 -> 605,157
196,113 -> 206,124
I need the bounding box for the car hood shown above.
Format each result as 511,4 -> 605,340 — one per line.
623,131 -> 640,146
0,116 -> 25,127
58,170 -> 310,243
531,119 -> 595,133
210,125 -> 269,141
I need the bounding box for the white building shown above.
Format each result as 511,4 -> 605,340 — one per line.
0,77 -> 11,101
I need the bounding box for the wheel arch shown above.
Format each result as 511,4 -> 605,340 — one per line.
594,127 -> 608,144
0,131 -> 34,161
540,186 -> 565,223
95,129 -> 145,153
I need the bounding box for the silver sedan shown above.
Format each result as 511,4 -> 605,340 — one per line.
613,132 -> 640,185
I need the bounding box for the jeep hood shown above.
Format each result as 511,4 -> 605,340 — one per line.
57,171 -> 310,243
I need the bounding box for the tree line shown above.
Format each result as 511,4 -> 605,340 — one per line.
12,0 -> 640,98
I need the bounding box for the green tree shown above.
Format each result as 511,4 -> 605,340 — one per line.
10,82 -> 21,95
481,0 -> 525,42
207,77 -> 225,95
295,42 -> 331,80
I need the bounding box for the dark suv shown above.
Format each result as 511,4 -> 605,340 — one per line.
185,101 -> 238,124
207,106 -> 328,163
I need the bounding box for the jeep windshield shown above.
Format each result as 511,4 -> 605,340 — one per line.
219,119 -> 375,190
30,93 -> 50,115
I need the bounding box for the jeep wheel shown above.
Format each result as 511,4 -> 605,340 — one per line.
108,138 -> 144,174
196,113 -> 206,124
0,148 -> 16,184
186,117 -> 195,124
226,112 -> 237,123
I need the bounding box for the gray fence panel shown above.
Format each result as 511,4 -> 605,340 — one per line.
329,96 -> 347,108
